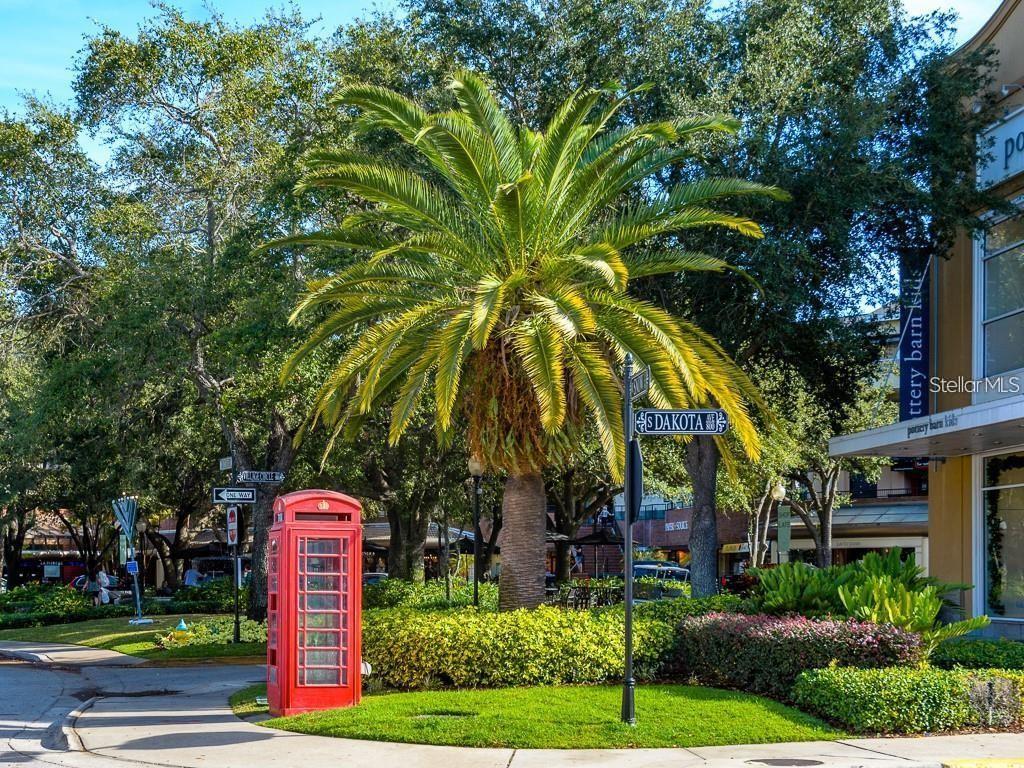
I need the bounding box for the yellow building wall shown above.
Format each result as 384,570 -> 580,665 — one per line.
928,456 -> 975,614
927,0 -> 1024,618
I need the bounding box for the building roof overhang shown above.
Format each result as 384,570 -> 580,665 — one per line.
829,395 -> 1024,458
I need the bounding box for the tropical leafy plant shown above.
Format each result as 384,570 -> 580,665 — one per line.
838,575 -> 989,656
747,561 -> 854,616
268,70 -> 783,609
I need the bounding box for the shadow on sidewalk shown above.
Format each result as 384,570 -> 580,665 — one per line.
109,729 -> 277,750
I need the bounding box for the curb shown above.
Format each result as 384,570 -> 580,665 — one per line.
61,695 -> 98,752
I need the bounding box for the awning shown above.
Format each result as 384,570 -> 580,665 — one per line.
830,395 -> 1024,458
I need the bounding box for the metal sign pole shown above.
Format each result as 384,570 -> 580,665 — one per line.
233,543 -> 241,643
621,354 -> 636,726
129,539 -> 144,623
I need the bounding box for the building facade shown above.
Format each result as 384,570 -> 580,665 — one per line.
831,0 -> 1024,637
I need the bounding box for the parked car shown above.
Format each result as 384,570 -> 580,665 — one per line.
633,562 -> 690,582
69,574 -> 133,604
363,572 -> 388,586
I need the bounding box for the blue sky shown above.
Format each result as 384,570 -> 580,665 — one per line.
0,0 -> 1004,115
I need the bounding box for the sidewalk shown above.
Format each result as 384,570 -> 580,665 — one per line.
68,686 -> 1024,768
0,640 -> 145,667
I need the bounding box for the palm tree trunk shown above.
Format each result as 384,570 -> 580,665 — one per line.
499,473 -> 547,610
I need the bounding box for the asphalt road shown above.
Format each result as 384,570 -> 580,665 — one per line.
0,659 -> 262,768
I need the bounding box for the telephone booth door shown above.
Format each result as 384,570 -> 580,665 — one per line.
267,490 -> 362,716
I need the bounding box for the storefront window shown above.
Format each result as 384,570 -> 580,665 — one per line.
983,217 -> 1024,376
984,450 -> 1024,618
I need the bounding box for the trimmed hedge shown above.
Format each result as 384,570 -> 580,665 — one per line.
933,638 -> 1024,671
168,577 -> 248,613
670,612 -> 925,698
0,602 -> 140,629
362,579 -> 499,611
362,604 -> 675,689
793,666 -> 1024,733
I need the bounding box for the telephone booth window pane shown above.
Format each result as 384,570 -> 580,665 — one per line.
304,612 -> 340,629
304,574 -> 339,592
305,650 -> 340,666
305,594 -> 339,611
303,669 -> 340,685
296,536 -> 349,687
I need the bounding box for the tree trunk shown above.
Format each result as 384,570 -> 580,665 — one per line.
554,540 -> 572,583
685,435 -> 720,597
145,530 -> 180,590
817,508 -> 833,567
2,513 -> 28,588
498,473 -> 547,610
386,505 -> 428,582
247,485 -> 274,621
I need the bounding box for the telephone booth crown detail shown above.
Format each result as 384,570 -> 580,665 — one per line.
267,490 -> 362,717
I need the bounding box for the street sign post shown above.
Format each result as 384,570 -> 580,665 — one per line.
111,496 -> 152,625
619,385 -> 733,726
633,409 -> 729,436
212,487 -> 256,504
620,355 -> 639,726
226,505 -> 241,643
236,470 -> 285,484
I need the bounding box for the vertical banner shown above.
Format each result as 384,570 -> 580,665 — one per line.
777,503 -> 791,563
899,255 -> 930,422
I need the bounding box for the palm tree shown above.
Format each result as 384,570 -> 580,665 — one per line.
269,71 -> 784,610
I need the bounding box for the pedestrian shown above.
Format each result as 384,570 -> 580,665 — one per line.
84,569 -> 101,607
183,565 -> 201,587
97,568 -> 111,605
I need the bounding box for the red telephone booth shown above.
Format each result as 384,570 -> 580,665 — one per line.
267,490 -> 362,716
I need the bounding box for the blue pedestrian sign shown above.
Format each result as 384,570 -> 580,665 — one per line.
125,560 -> 139,575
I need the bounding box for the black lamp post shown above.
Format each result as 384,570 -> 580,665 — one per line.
468,456 -> 484,607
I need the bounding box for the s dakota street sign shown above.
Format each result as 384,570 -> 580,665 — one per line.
634,409 -> 729,436
212,487 -> 256,505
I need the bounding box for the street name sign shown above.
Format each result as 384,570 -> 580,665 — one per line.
212,487 -> 256,504
629,366 -> 651,402
226,506 -> 239,547
236,470 -> 285,484
219,456 -> 234,471
634,409 -> 729,436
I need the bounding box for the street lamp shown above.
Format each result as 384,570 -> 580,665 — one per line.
770,481 -> 786,503
468,456 -> 484,608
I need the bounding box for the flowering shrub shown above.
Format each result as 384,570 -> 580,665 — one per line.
793,666 -> 1024,733
362,605 -> 675,689
156,617 -> 267,648
670,612 -> 924,698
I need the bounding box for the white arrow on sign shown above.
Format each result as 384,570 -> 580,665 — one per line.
634,409 -> 729,436
212,487 -> 256,504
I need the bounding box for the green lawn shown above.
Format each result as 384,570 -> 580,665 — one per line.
0,615 -> 266,661
249,684 -> 843,749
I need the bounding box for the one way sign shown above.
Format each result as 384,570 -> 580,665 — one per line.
212,487 -> 256,505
